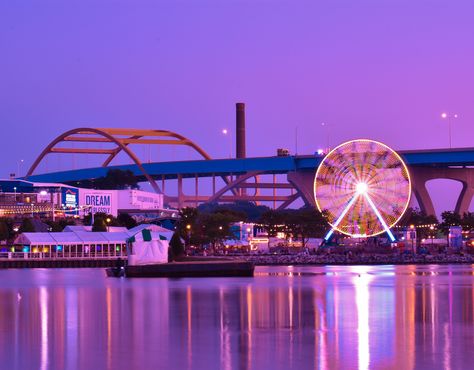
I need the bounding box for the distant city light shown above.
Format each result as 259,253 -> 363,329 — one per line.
441,112 -> 459,119
317,149 -> 324,155
222,129 -> 228,135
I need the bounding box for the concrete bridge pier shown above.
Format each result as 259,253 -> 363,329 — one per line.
410,166 -> 474,217
287,171 -> 316,207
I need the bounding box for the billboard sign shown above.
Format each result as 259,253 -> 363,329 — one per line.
61,188 -> 79,209
79,190 -> 118,216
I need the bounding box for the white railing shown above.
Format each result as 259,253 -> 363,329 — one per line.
0,251 -> 127,260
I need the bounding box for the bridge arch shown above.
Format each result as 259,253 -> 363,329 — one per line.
25,128 -> 213,194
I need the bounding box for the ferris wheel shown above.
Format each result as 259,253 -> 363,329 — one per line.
314,139 -> 411,241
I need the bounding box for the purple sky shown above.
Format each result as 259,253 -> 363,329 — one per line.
1,0 -> 473,215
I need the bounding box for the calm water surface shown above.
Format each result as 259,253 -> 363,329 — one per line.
1,265 -> 474,370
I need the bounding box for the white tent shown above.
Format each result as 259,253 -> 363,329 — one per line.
127,229 -> 169,266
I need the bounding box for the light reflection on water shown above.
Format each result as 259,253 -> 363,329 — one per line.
0,265 -> 474,369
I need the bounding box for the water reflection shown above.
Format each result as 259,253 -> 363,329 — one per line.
352,267 -> 372,370
1,265 -> 474,369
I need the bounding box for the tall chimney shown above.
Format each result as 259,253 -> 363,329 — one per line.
236,102 -> 246,158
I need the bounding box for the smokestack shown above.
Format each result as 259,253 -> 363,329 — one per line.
236,102 -> 246,158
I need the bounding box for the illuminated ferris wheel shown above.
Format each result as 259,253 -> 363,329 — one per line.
314,139 -> 411,241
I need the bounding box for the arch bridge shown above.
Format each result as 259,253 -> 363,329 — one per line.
25,127 -> 474,215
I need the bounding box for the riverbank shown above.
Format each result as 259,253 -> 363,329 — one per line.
239,253 -> 474,265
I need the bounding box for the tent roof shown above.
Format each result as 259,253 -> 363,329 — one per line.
128,224 -> 173,234
15,229 -> 172,245
18,233 -> 56,244
72,231 -> 109,243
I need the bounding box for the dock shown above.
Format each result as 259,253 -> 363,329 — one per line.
123,260 -> 255,278
0,258 -> 119,269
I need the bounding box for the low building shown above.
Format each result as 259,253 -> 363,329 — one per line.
0,179 -> 176,219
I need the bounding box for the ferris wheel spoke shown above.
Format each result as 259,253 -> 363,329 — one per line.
324,193 -> 359,241
363,193 -> 396,242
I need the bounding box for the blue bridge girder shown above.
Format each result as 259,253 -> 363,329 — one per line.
24,148 -> 474,184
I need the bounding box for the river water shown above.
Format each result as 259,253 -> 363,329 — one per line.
1,264 -> 473,370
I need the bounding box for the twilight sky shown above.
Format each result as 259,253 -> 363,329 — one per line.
1,0 -> 473,214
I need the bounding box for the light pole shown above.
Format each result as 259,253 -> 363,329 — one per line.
90,207 -> 95,226
17,159 -> 24,178
430,225 -> 434,247
321,122 -> 330,152
186,224 -> 191,247
31,203 -> 34,218
222,129 -> 232,158
441,112 -> 458,149
13,187 -> 17,202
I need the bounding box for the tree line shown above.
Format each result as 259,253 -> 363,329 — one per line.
172,201 -> 329,251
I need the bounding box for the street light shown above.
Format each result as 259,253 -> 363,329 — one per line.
441,112 -> 458,149
106,217 -> 111,232
321,122 -> 330,152
31,203 -> 34,218
13,187 -> 17,202
222,129 -> 232,158
186,224 -> 191,246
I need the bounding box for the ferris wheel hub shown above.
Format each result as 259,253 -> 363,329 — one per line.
355,182 -> 369,194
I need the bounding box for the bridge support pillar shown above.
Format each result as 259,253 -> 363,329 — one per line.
287,171 -> 316,207
455,182 -> 474,216
410,170 -> 436,216
177,175 -> 184,209
409,166 -> 474,217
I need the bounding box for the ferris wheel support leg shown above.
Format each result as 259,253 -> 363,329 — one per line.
364,193 -> 396,242
324,195 -> 359,241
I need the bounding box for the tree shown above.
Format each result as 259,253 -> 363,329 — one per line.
399,207 -> 439,242
73,169 -> 139,190
84,212 -> 120,230
45,219 -> 76,232
439,211 -> 462,247
92,217 -> 107,232
439,211 -> 462,234
176,207 -> 199,246
174,207 -> 245,251
461,212 -> 474,232
287,208 -> 328,247
258,209 -> 286,237
258,207 -> 328,247
198,201 -> 270,222
19,218 -> 35,233
196,211 -> 239,250
169,232 -> 185,261
0,220 -> 10,241
117,213 -> 138,229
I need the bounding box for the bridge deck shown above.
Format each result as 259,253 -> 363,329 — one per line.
25,147 -> 474,183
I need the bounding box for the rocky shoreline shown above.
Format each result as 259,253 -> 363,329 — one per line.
238,253 -> 474,266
